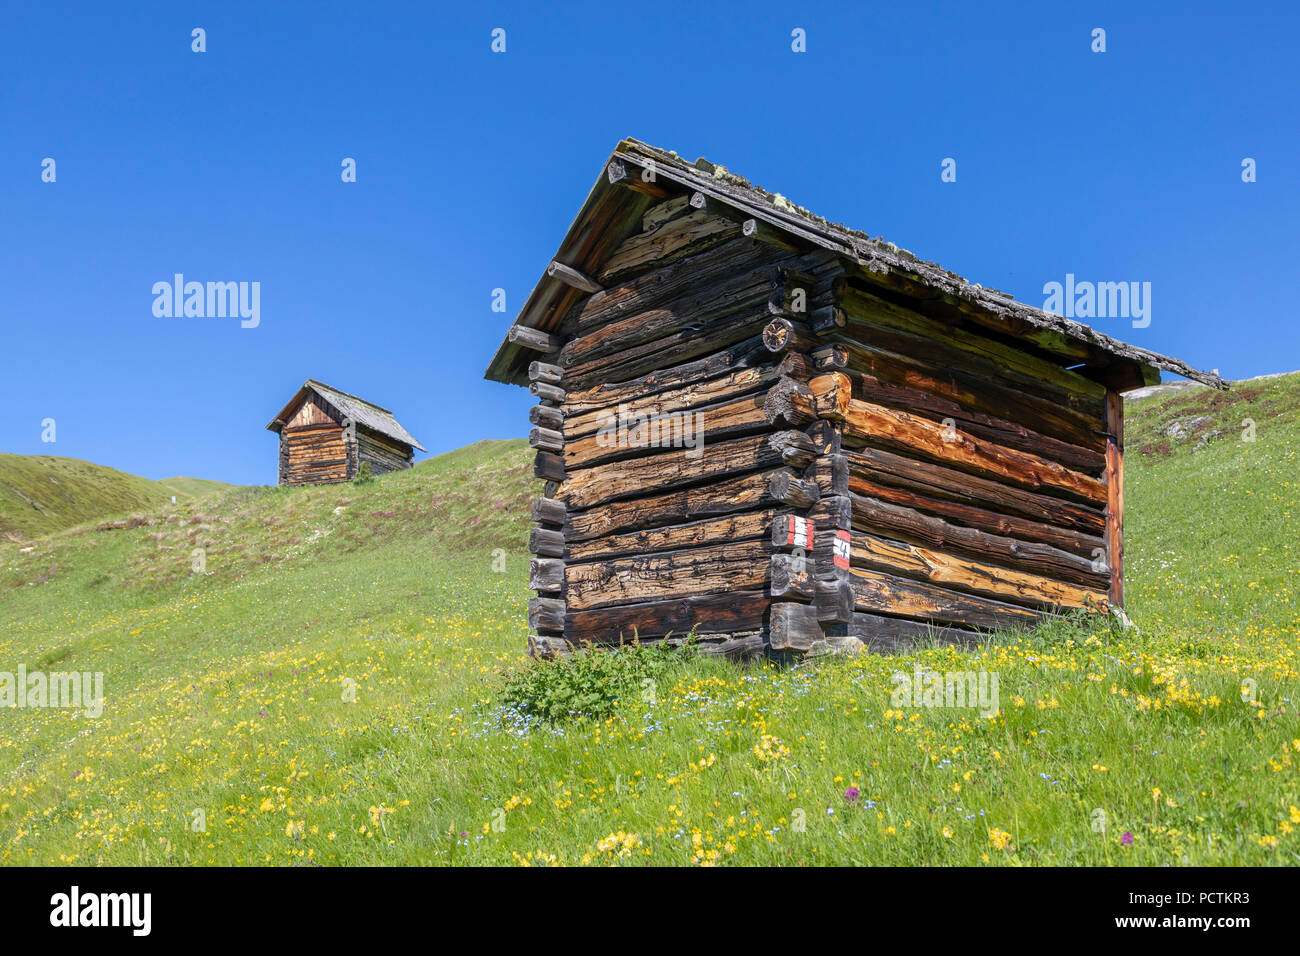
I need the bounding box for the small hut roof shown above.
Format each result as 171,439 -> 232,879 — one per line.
485,138 -> 1224,391
266,380 -> 426,452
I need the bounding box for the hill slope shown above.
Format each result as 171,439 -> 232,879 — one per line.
0,384 -> 1295,866
0,454 -> 238,543
158,477 -> 237,500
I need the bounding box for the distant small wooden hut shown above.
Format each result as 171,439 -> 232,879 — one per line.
485,139 -> 1223,660
266,380 -> 425,486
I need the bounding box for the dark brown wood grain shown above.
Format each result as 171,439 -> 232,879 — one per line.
1104,389 -> 1125,607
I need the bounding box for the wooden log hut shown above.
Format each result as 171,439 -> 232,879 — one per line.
266,379 -> 425,486
485,139 -> 1224,660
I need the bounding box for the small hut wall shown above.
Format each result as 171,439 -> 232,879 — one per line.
282,424 -> 349,485
526,203 -> 851,659
356,427 -> 415,476
523,193 -> 1121,658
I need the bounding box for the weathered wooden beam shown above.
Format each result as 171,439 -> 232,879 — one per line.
768,602 -> 823,653
743,217 -> 800,251
562,334 -> 773,414
546,260 -> 603,294
769,429 -> 821,469
563,392 -> 767,471
642,194 -> 692,232
762,317 -> 795,352
812,344 -> 848,370
560,433 -> 783,511
837,281 -> 1108,402
530,381 -> 566,404
528,527 -> 566,558
767,269 -> 819,321
769,471 -> 820,508
531,496 -> 567,527
574,299 -> 800,387
840,398 -> 1107,505
565,539 -> 770,610
566,589 -> 768,645
527,634 -> 572,659
530,404 -> 563,430
567,469 -> 781,541
529,597 -> 566,632
814,576 -> 855,624
831,336 -> 1105,452
845,445 -> 1104,535
846,369 -> 1104,473
1079,360 -> 1147,393
764,377 -> 817,427
1104,389 -> 1125,606
565,237 -> 790,338
770,553 -> 815,600
529,427 -> 564,454
566,509 -> 774,563
533,451 -> 565,482
598,210 -> 739,282
690,632 -> 767,662
564,364 -> 776,442
605,158 -> 673,198
766,373 -> 850,427
850,567 -> 1042,630
848,471 -> 1102,558
851,493 -> 1107,587
508,325 -> 561,352
847,612 -> 978,652
528,361 -> 564,385
529,557 -> 564,593
808,493 -> 851,530
850,530 -> 1107,610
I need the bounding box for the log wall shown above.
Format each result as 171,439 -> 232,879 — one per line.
525,195 -> 858,659
281,423 -> 349,485
817,275 -> 1115,643
357,427 -> 415,476
522,191 -> 1123,659
277,397 -> 416,486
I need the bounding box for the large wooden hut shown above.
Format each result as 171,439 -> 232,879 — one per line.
485,139 -> 1223,660
266,380 -> 425,486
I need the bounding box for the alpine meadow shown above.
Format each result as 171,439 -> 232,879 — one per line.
1,374 -> 1296,866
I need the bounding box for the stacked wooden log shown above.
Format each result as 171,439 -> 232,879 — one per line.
808,277 -> 1115,645
281,423 -> 348,485
357,428 -> 415,476
516,189 -> 1124,658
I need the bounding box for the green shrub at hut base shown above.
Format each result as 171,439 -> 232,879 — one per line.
352,461 -> 374,485
501,638 -> 690,726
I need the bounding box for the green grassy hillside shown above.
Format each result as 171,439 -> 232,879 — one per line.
0,454 -> 236,542
0,384 -> 1295,866
158,477 -> 237,501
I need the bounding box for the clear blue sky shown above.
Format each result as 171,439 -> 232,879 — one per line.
2,1 -> 1295,485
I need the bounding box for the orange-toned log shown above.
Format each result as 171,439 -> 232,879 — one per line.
849,531 -> 1108,611
840,398 -> 1107,504
1104,389 -> 1125,606
849,568 -> 1042,630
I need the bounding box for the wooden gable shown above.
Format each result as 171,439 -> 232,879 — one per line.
285,392 -> 342,430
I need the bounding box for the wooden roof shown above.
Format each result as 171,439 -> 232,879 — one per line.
266,380 -> 426,452
484,138 -> 1224,391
